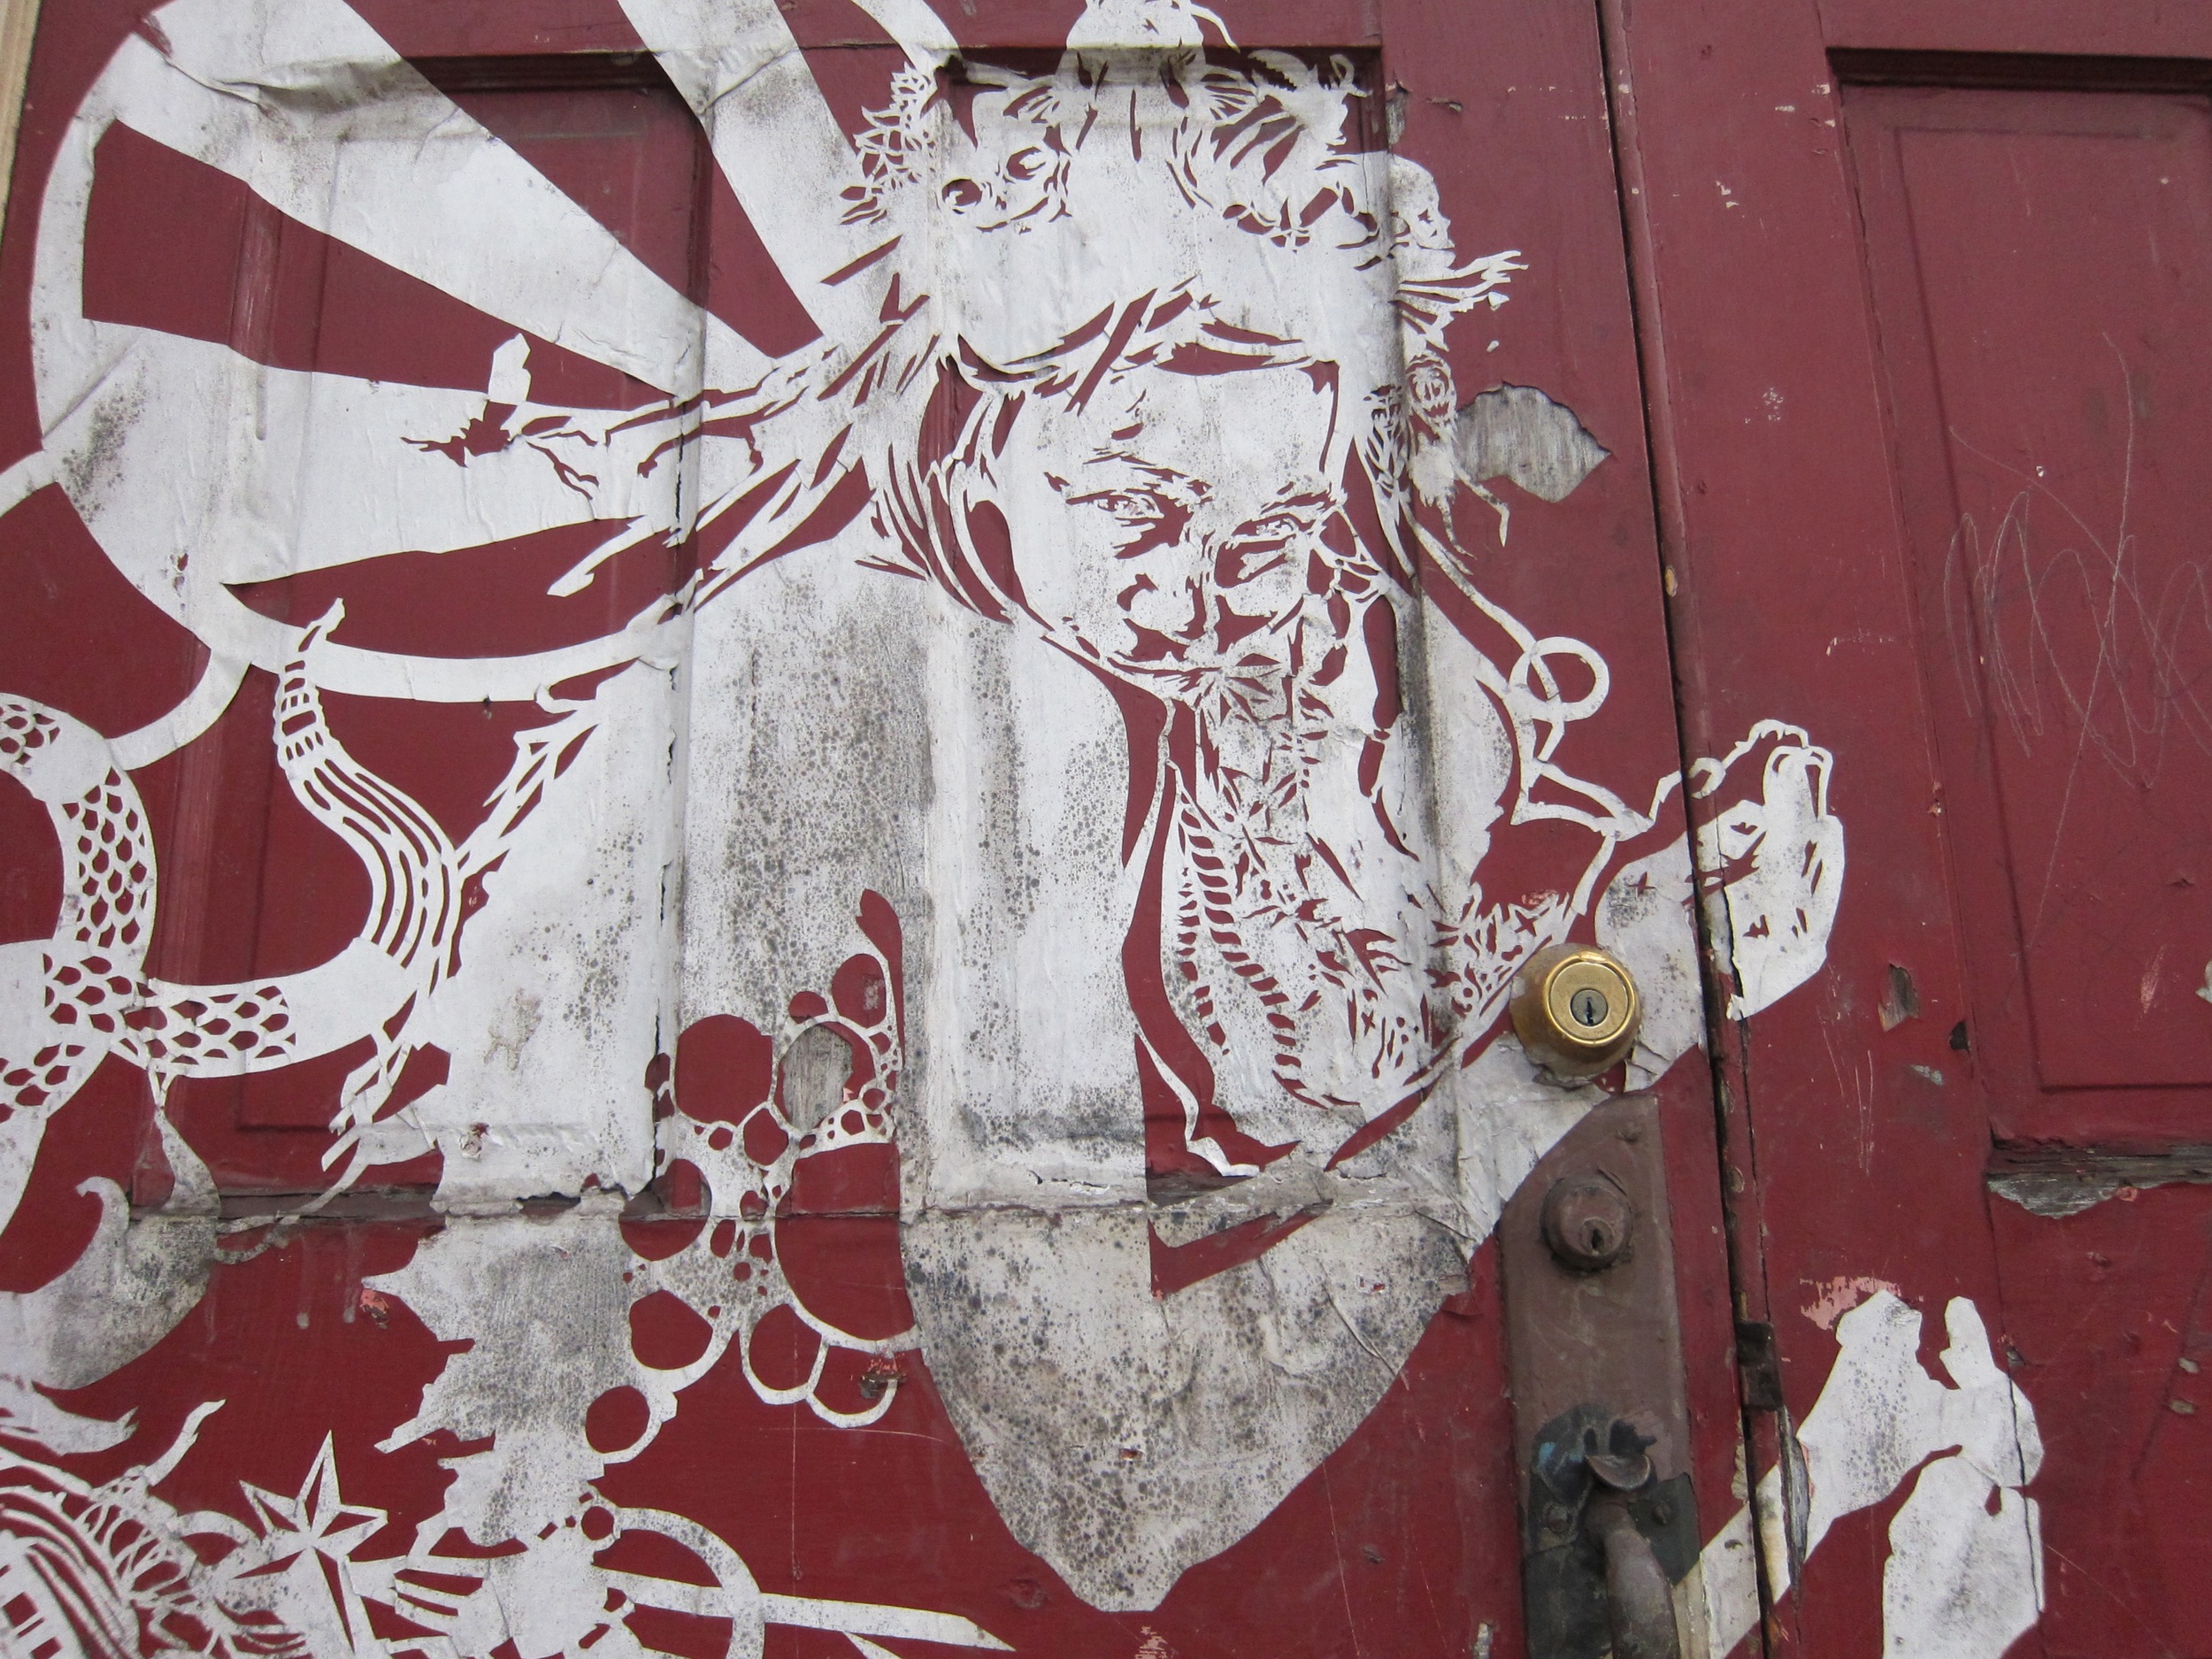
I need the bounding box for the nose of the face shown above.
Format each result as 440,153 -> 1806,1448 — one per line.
1212,539 -> 1270,590
1179,576 -> 1209,640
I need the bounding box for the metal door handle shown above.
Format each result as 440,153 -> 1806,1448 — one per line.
1509,944 -> 1643,1077
1584,1474 -> 1681,1659
1502,1097 -> 1697,1659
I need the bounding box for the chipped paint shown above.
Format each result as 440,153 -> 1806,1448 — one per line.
1802,1273 -> 1902,1332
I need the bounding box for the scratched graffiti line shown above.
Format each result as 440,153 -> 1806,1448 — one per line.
1943,360 -> 2212,787
1946,493 -> 2212,778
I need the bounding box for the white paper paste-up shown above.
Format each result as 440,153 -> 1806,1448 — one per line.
0,0 -> 1863,1640
1694,1291 -> 2043,1659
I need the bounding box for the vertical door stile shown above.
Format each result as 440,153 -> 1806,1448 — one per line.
1594,4 -> 1790,1651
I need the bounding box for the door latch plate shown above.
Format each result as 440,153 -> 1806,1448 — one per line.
1500,1092 -> 1696,1659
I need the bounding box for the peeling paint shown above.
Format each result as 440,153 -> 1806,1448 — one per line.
1697,1292 -> 2043,1658
1988,1144 -> 2212,1217
1453,382 -> 1610,503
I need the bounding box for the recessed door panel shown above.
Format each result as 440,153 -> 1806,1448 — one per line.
1853,85 -> 2212,1128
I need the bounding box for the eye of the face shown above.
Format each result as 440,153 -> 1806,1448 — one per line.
1087,489 -> 1168,525
1003,147 -> 1048,182
1244,512 -> 1308,542
941,178 -> 985,211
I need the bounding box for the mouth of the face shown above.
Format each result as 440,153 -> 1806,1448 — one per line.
1091,605 -> 1303,698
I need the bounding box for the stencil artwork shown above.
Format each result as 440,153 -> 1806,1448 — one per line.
1687,1289 -> 2046,1659
0,0 -> 1853,1653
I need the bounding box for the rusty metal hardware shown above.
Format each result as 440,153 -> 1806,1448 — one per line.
1541,1171 -> 1636,1271
1510,944 -> 1642,1078
1501,1094 -> 1695,1659
1735,1319 -> 1786,1411
1586,1491 -> 1683,1659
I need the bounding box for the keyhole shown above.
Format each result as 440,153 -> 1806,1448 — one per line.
1570,987 -> 1609,1027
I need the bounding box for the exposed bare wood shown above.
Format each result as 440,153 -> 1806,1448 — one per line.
1988,1144 -> 2212,1217
0,0 -> 40,245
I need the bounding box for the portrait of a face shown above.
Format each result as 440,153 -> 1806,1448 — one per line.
1000,363 -> 1339,684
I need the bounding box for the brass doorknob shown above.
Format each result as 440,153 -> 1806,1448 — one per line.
1509,944 -> 1641,1078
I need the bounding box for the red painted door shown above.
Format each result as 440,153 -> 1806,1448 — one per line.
1617,0 -> 2212,1653
4,0 -> 2188,1655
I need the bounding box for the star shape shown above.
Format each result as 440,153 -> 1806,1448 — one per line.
236,1436 -> 388,1574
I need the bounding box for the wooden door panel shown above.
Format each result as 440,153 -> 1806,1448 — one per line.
1991,1184 -> 2212,1655
1849,83 -> 2212,1135
1839,66 -> 2212,1656
86,65 -> 703,1194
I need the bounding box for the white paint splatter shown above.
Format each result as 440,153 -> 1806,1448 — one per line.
1695,1292 -> 2043,1658
1693,723 -> 1846,1020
